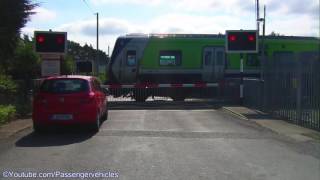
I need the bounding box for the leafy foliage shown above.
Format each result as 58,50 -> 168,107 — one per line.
68,41 -> 109,75
61,55 -> 75,75
0,0 -> 37,72
0,105 -> 16,125
0,74 -> 17,94
9,40 -> 40,79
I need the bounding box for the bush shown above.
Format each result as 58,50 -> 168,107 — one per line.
9,41 -> 40,79
13,80 -> 33,117
0,76 -> 31,118
0,74 -> 17,94
98,73 -> 106,84
0,74 -> 17,105
0,105 -> 16,125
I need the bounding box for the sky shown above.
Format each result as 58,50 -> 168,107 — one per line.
22,0 -> 320,54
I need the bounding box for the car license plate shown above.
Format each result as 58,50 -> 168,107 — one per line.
51,114 -> 73,120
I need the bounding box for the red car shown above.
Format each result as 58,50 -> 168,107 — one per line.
32,75 -> 108,132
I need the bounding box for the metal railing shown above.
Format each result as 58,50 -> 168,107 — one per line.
244,53 -> 320,130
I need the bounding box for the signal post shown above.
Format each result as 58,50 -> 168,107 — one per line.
225,30 -> 258,104
34,31 -> 67,77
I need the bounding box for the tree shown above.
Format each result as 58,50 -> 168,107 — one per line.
269,31 -> 283,36
9,39 -> 40,79
0,0 -> 37,73
61,55 -> 75,75
6,37 -> 40,116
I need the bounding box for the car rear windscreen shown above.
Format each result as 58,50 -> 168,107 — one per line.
40,79 -> 89,94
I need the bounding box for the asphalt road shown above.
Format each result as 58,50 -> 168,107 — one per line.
0,102 -> 319,180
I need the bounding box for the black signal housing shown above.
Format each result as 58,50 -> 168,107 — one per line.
226,30 -> 258,53
34,31 -> 67,54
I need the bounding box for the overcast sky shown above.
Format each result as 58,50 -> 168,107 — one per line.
22,0 -> 319,53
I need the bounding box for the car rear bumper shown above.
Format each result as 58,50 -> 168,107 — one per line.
32,108 -> 98,126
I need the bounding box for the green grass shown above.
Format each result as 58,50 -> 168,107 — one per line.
0,105 -> 16,125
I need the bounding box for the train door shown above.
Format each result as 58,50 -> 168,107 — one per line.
214,47 -> 225,80
202,47 -> 225,82
121,48 -> 138,83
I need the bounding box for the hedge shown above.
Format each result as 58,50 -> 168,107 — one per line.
0,105 -> 16,125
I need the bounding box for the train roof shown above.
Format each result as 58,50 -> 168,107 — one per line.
119,33 -> 319,41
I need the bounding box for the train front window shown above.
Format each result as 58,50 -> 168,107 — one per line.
159,50 -> 182,66
127,50 -> 136,66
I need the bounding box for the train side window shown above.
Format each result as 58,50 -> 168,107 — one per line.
127,50 -> 136,66
159,50 -> 182,66
204,51 -> 212,65
246,54 -> 260,67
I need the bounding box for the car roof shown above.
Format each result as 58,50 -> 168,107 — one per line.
44,75 -> 94,81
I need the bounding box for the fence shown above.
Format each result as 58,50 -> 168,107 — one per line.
31,78 -> 240,103
103,80 -> 240,103
244,52 -> 320,131
104,83 -> 219,102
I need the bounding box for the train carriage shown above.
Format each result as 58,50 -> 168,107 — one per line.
106,34 -> 319,101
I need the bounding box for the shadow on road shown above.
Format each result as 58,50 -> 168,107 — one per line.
15,128 -> 96,147
109,100 -> 234,110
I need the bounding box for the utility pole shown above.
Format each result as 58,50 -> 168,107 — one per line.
263,5 -> 266,39
260,5 -> 267,109
256,0 -> 260,35
261,5 -> 266,80
95,12 -> 99,76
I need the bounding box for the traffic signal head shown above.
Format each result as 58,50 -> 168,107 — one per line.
226,30 -> 258,53
34,31 -> 67,54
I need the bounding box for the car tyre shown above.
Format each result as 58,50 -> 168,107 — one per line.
33,122 -> 44,134
92,113 -> 100,132
101,109 -> 108,121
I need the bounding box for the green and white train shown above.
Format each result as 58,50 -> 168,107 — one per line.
106,34 -> 319,101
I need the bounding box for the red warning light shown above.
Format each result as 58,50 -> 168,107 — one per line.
226,30 -> 258,53
56,36 -> 64,44
37,35 -> 45,43
248,35 -> 255,42
35,31 -> 67,53
229,35 -> 237,41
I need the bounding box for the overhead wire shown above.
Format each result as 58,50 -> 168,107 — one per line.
81,0 -> 95,13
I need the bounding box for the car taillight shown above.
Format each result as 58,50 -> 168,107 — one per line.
80,92 -> 95,104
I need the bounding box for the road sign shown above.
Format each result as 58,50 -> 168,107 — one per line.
226,30 -> 258,53
41,60 -> 60,77
34,31 -> 67,54
39,54 -> 62,60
